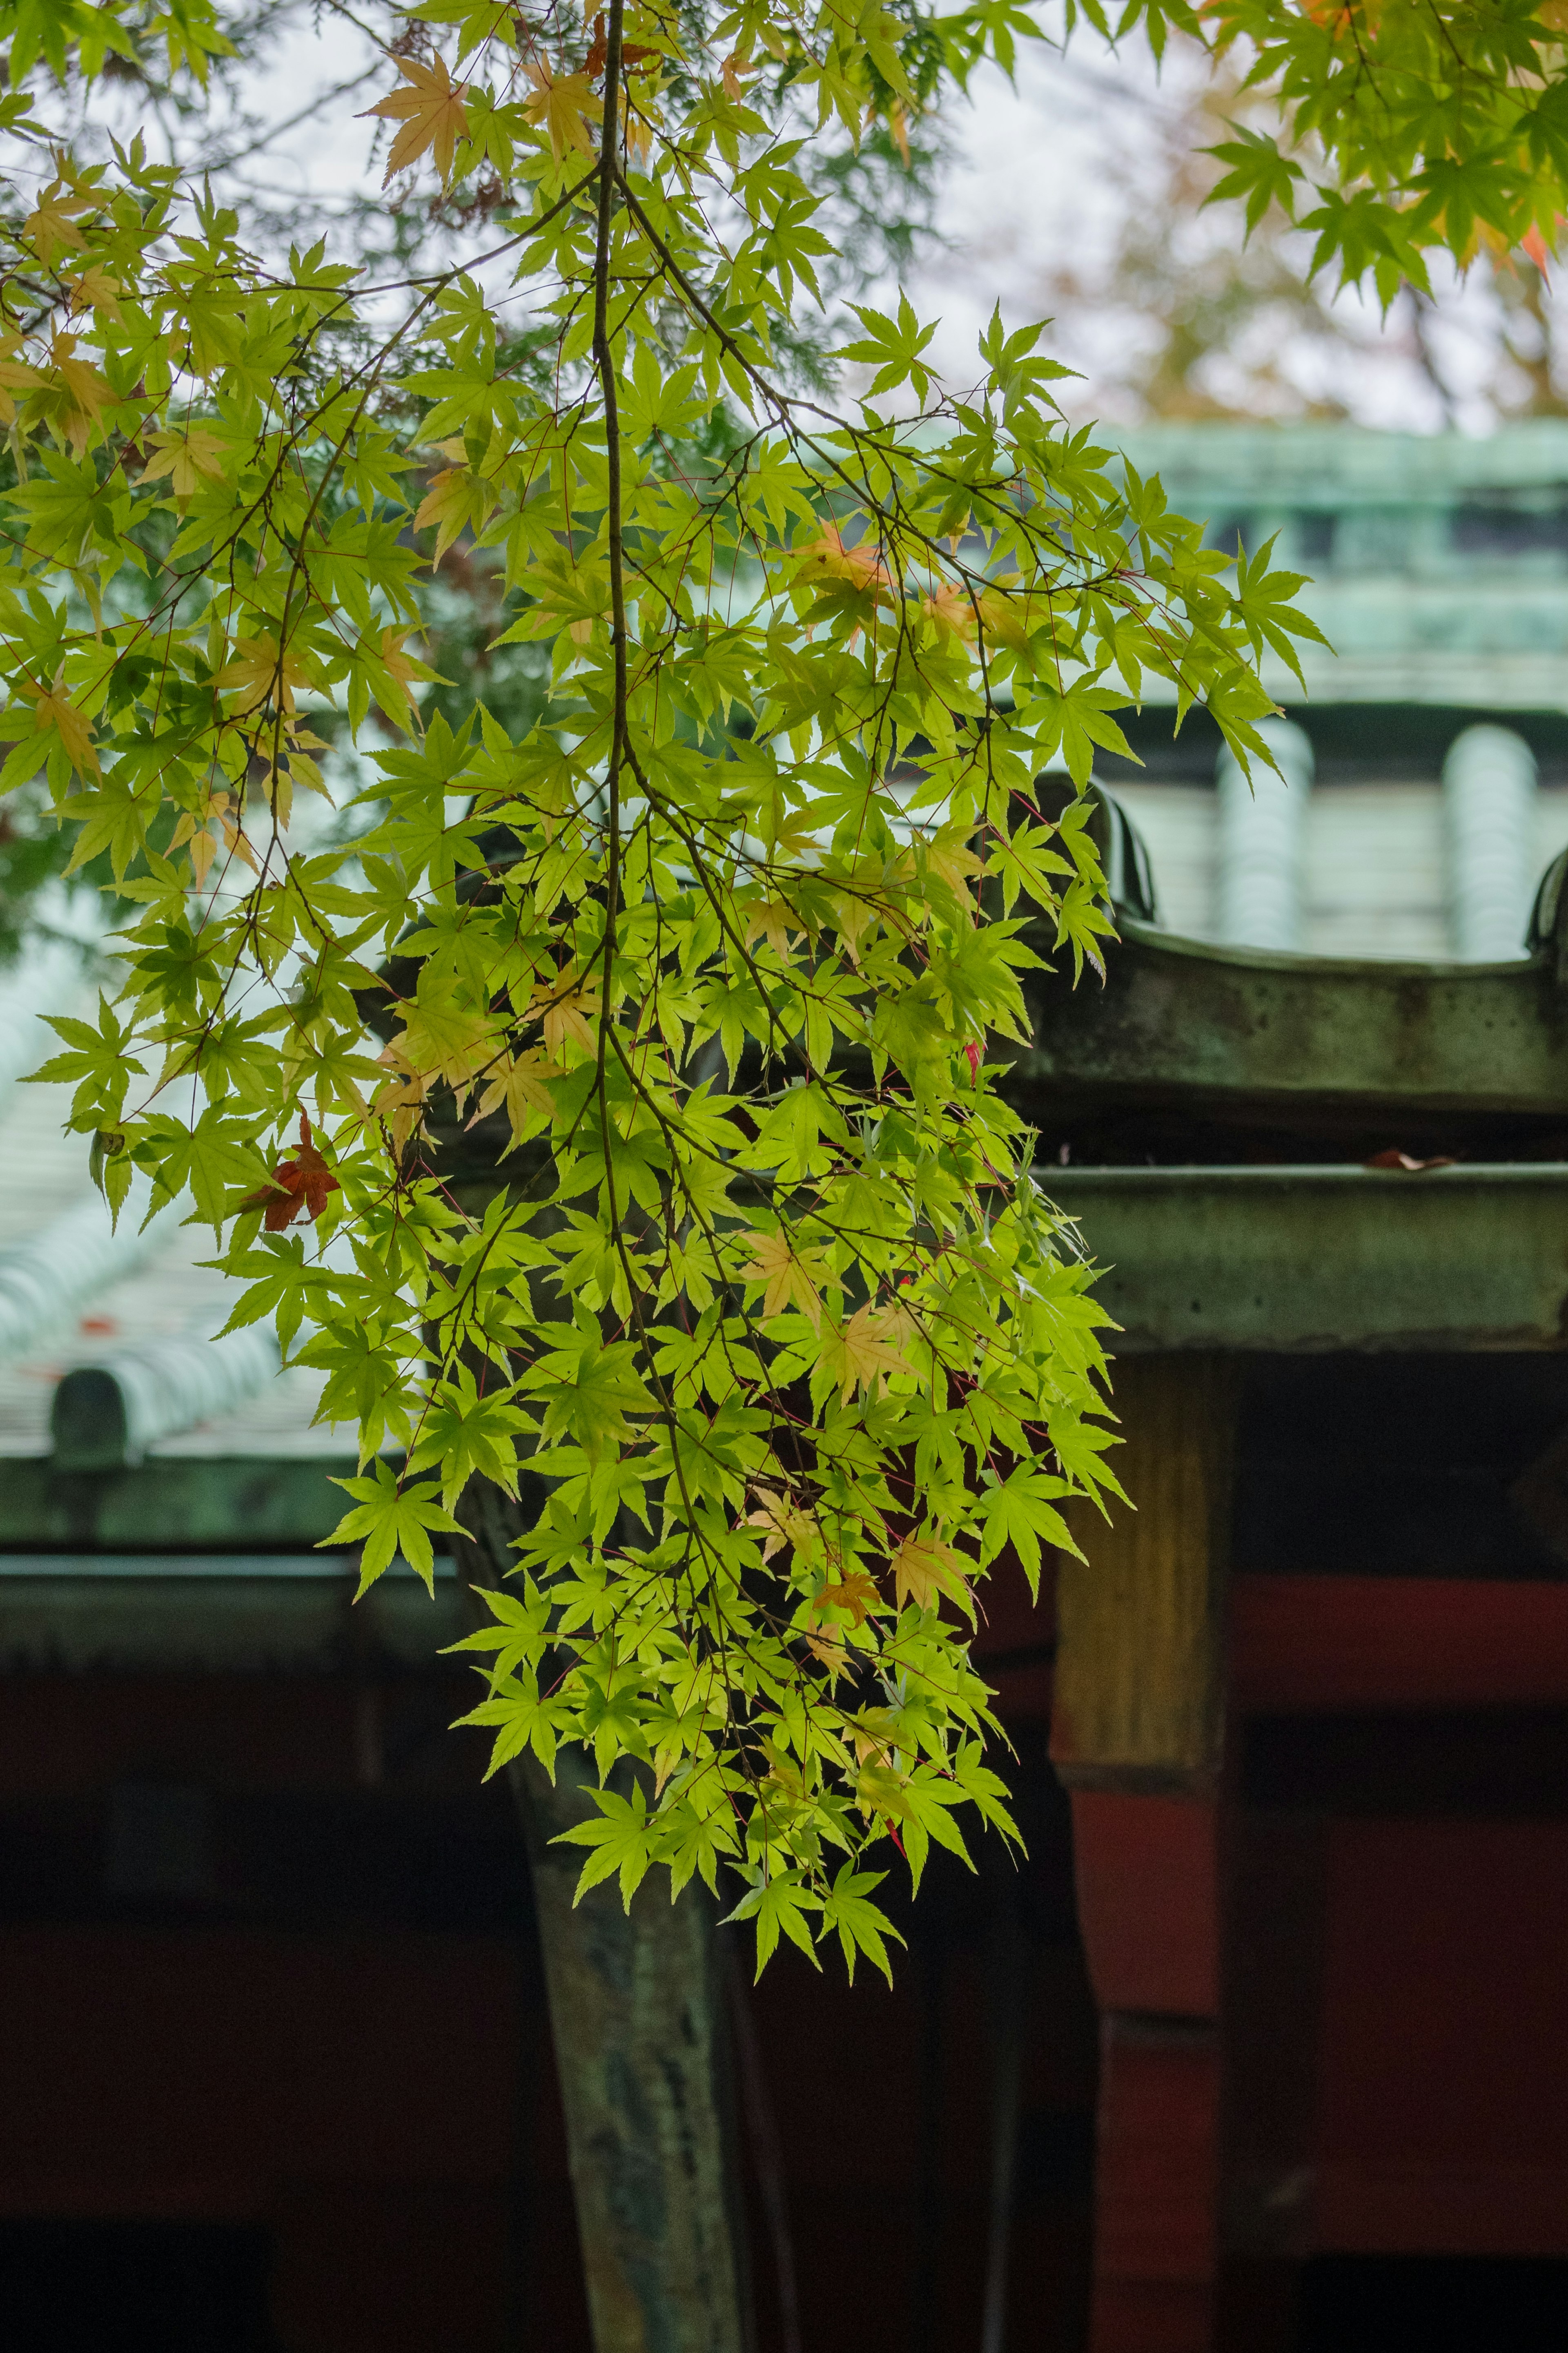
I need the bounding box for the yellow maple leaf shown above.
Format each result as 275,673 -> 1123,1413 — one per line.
412,463 -> 491,567
924,824 -> 985,912
624,100 -> 656,168
744,1487 -> 815,1562
48,333 -> 104,404
24,670 -> 98,777
139,425 -> 228,501
68,265 -> 123,320
472,1048 -> 557,1149
741,894 -> 800,957
49,333 -> 116,458
742,1229 -> 824,1327
360,55 -> 470,187
372,1053 -> 434,1153
528,977 -> 599,1062
828,887 -> 886,966
870,1297 -> 919,1349
849,1707 -> 903,1770
0,344 -> 48,428
889,1533 -> 971,1617
171,789 -> 259,885
523,58 -> 603,161
216,636 -> 309,714
977,584 -> 1033,652
823,1301 -> 909,1400
170,806 -> 219,890
243,723 -> 331,837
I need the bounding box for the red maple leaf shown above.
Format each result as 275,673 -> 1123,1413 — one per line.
241,1111 -> 341,1230
584,12 -> 657,77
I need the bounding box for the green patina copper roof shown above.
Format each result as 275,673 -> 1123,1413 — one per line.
1114,423 -> 1568,710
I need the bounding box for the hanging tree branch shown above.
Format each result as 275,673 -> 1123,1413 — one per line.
0,0 -> 1542,1969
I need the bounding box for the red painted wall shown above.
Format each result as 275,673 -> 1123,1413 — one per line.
1313,1820 -> 1568,2257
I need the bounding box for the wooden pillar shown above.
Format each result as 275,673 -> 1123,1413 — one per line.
1052,1357 -> 1236,2353
453,1480 -> 753,2353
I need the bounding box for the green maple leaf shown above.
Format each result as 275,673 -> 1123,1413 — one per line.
974,1468 -> 1081,1597
724,1870 -> 823,1980
324,1461 -> 464,1593
526,1333 -> 655,1461
819,1866 -> 903,1985
1203,125 -> 1302,234
555,1783 -> 659,1909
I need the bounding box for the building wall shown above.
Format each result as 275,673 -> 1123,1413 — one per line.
1114,777 -> 1568,961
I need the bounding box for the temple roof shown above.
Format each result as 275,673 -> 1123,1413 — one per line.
1116,422 -> 1568,711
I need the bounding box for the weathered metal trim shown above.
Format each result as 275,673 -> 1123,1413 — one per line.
1048,1163 -> 1568,1352
1018,917 -> 1568,1121
0,1555 -> 461,1674
0,1453 -> 357,1550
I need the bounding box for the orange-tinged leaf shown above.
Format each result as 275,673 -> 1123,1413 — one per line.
523,58 -> 603,160
797,521 -> 889,593
922,579 -> 976,642
412,464 -> 489,566
360,56 -> 470,187
49,332 -> 116,457
49,332 -> 109,411
721,48 -> 758,100
0,348 -> 48,426
808,1568 -> 879,1628
378,627 -> 435,696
